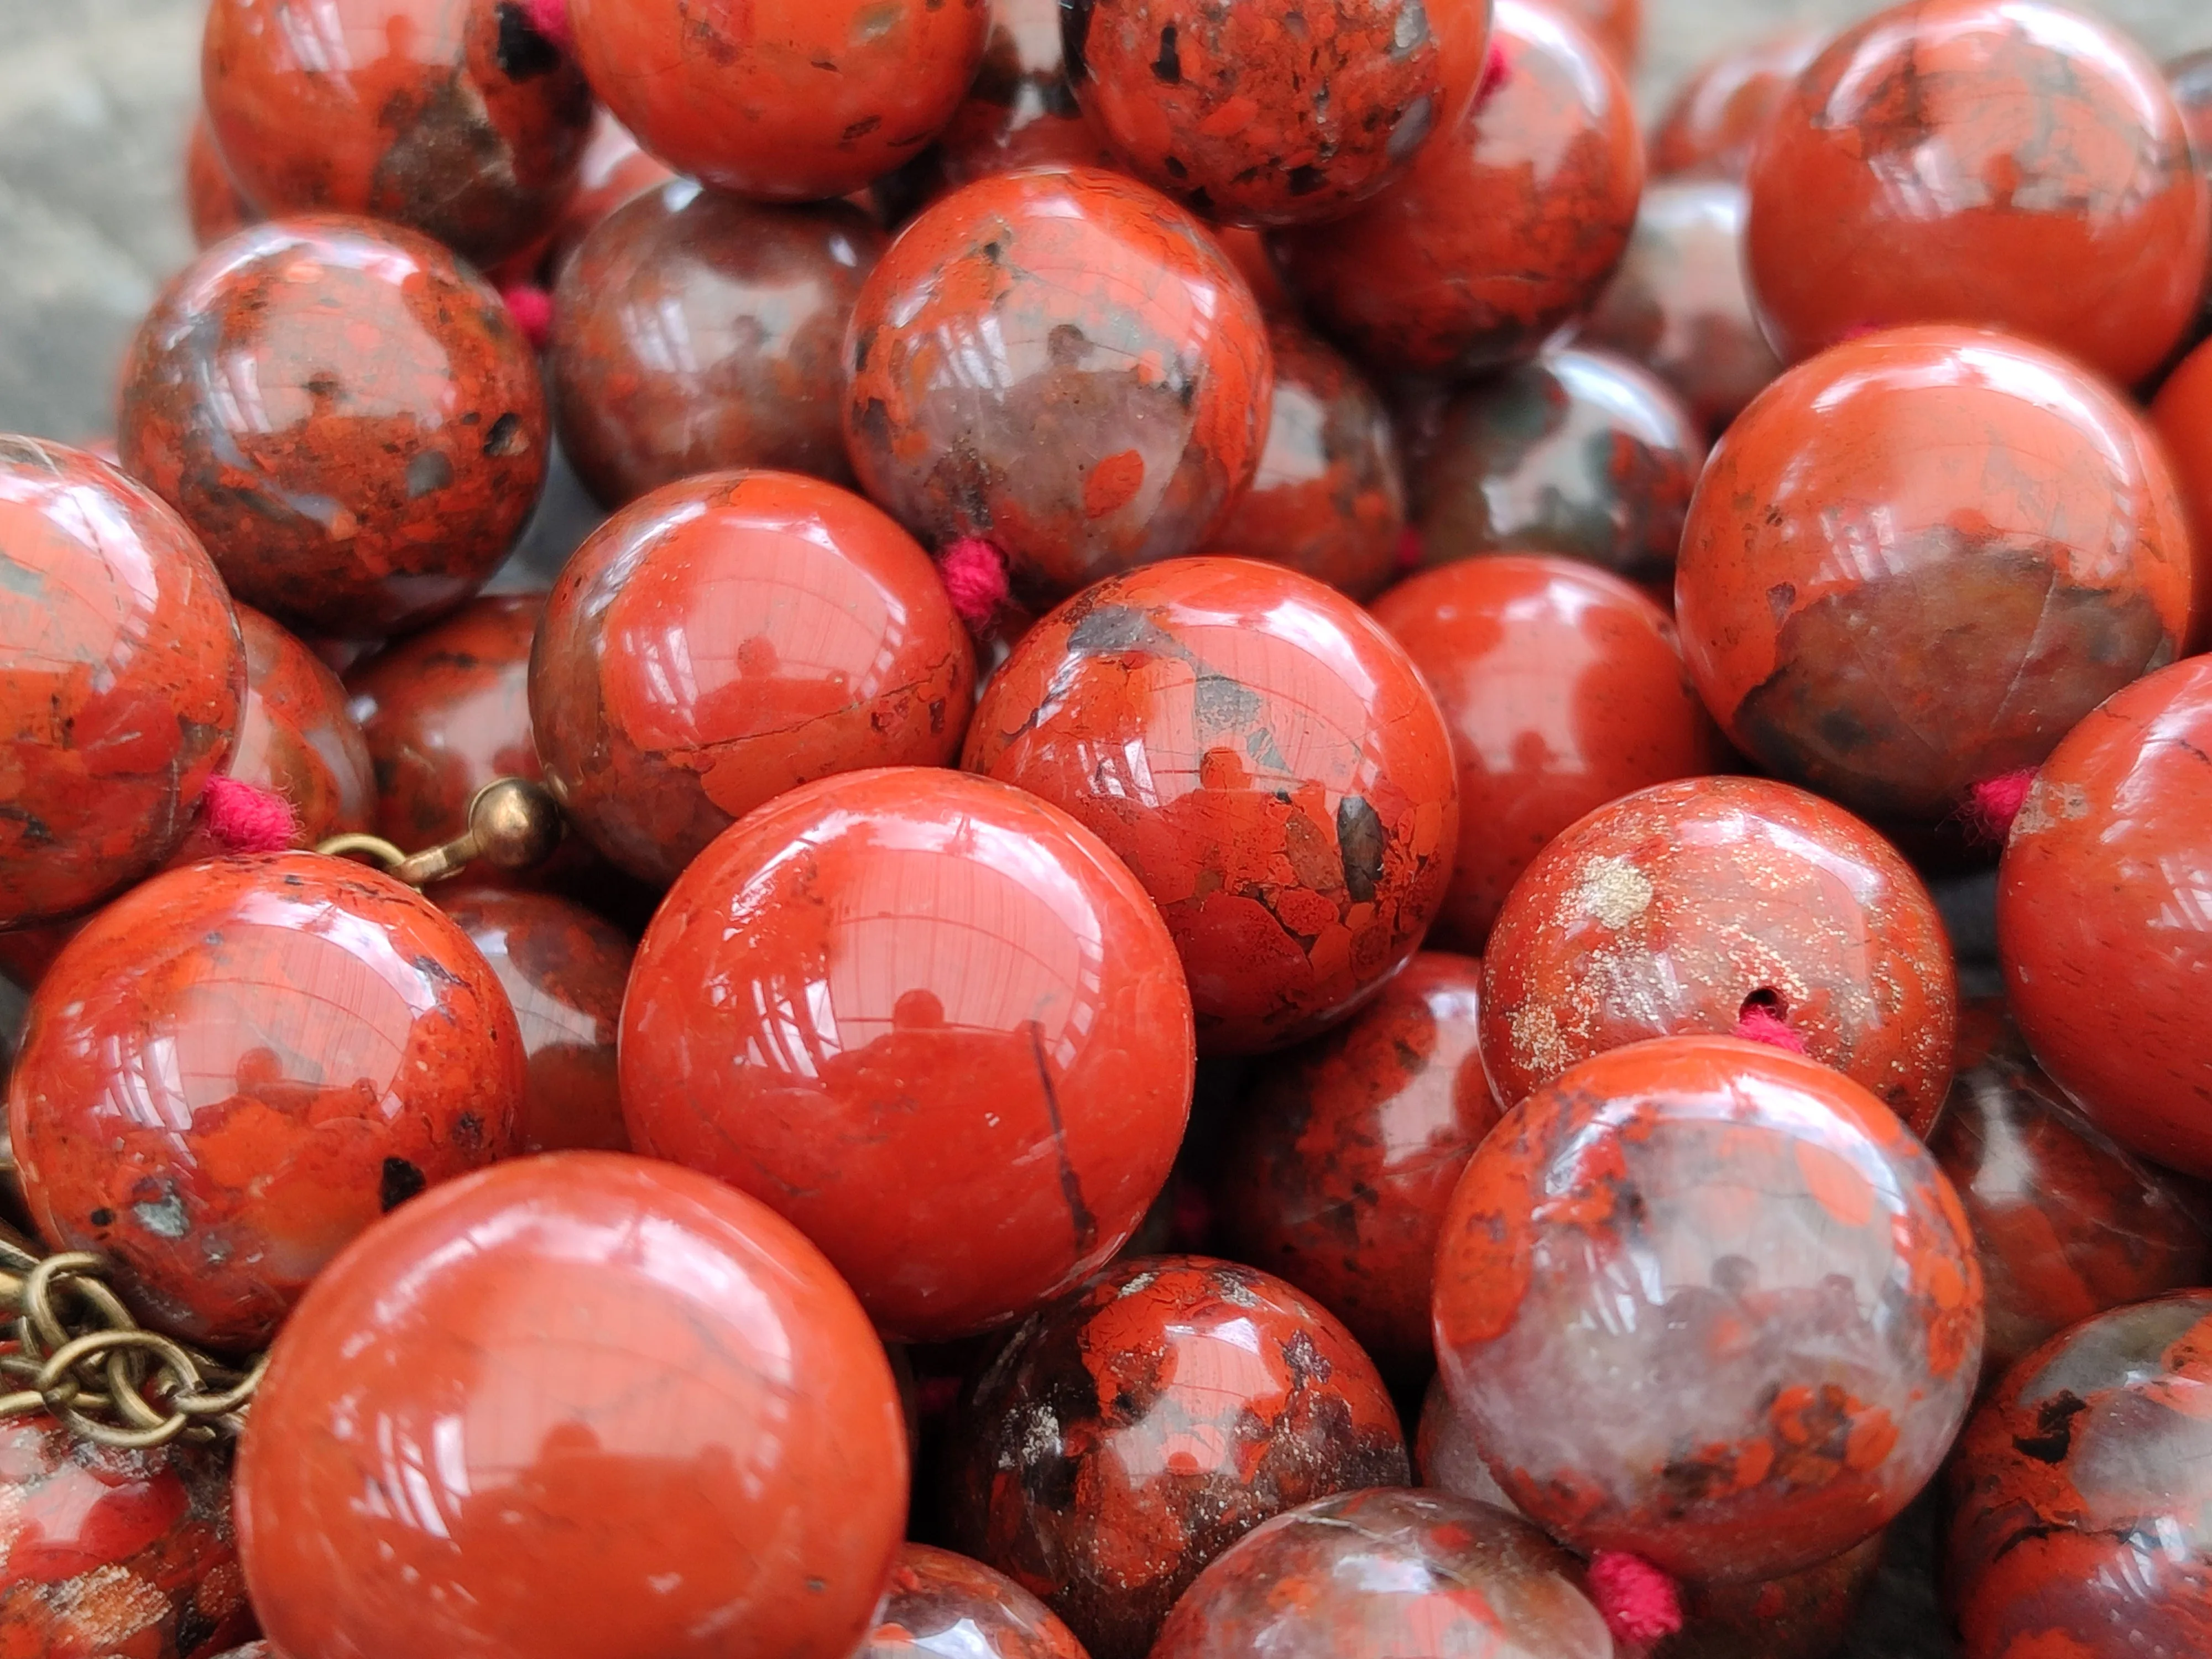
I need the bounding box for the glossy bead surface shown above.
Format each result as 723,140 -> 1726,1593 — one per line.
547,108 -> 675,269
964,556 -> 1458,1053
1745,0 -> 2211,387
1582,180 -> 1784,439
346,595 -> 546,852
185,111 -> 256,247
1557,0 -> 1637,67
437,885 -> 633,1155
201,0 -> 592,267
237,1152 -> 909,1659
119,217 -> 549,638
1997,656 -> 2212,1175
1435,1036 -> 1983,1581
948,1255 -> 1408,1659
2150,337 -> 2212,649
0,1415 -> 255,1659
531,471 -> 974,888
550,182 -> 886,507
1149,1488 -> 1611,1659
1211,320 -> 1405,601
568,0 -> 987,200
1215,952 -> 1496,1377
1414,1373 -> 1515,1510
0,438 -> 244,927
1677,326 -> 2192,825
222,606 -> 375,847
1372,557 -> 1725,951
1480,775 -> 1955,1133
6,852 -> 525,1349
931,0 -> 1116,191
1929,998 -> 2211,1382
1061,0 -> 1491,227
1410,346 -> 1703,586
860,1545 -> 1087,1659
1650,28 -> 1826,179
1272,0 -> 1642,375
1668,1535 -> 1885,1659
843,168 -> 1272,601
623,768 -> 1192,1339
1947,1292 -> 2212,1659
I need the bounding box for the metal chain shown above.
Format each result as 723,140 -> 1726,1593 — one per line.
0,1225 -> 265,1448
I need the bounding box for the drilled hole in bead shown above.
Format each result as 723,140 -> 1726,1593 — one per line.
1739,987 -> 1788,1021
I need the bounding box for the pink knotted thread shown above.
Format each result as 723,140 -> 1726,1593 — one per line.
1962,769 -> 2035,845
1735,998 -> 1809,1055
1478,44 -> 1513,104
1589,1552 -> 1683,1647
199,776 -> 300,854
1394,526 -> 1424,573
501,284 -> 555,352
521,0 -> 573,53
938,537 -> 1010,633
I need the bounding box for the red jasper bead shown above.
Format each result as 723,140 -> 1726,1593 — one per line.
437,885 -> 632,1156
236,1152 -> 909,1659
6,852 -> 525,1350
964,556 -> 1458,1053
1271,0 -> 1642,375
843,167 -> 1272,601
1211,320 -> 1405,600
1677,326 -> 2193,825
1997,656 -> 2212,1176
545,109 -> 675,271
200,0 -> 591,268
1745,0 -> 2211,387
1215,951 -> 1497,1378
0,438 -> 245,930
220,606 -> 374,846
1557,0 -> 1638,67
1371,556 -> 1727,951
1648,28 -> 1827,180
2175,44 -> 2212,335
622,767 -> 1192,1340
1408,346 -> 1704,587
5,603 -> 371,966
1479,775 -> 1955,1133
1947,1292 -> 2212,1658
1929,998 -> 2212,1383
568,0 -> 988,201
1582,180 -> 1785,440
1061,0 -> 1491,227
2150,337 -> 2212,649
2177,49 -> 2212,184
1413,1374 -> 1514,1509
860,1545 -> 1087,1659
184,111 -> 256,248
531,472 -> 975,888
1436,1036 -> 1983,1582
346,595 -> 547,852
550,183 -> 886,507
118,217 -> 549,639
0,1410 -> 255,1659
1150,1488 -> 1611,1658
931,0 -> 1116,192
1668,1535 -> 1886,1659
948,1255 -> 1408,1659
1211,225 -> 1298,314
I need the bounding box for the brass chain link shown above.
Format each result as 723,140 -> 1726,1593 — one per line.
0,1225 -> 266,1448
